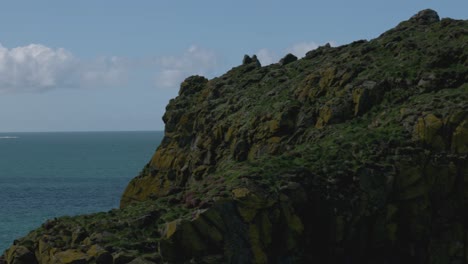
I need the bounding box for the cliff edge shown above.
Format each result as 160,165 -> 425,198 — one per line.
3,9 -> 468,264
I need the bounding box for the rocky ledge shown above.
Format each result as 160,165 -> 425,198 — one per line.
2,9 -> 468,264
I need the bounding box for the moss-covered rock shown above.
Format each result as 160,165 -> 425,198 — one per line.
51,250 -> 89,264
452,119 -> 468,153
5,246 -> 37,264
414,113 -> 445,149
86,245 -> 112,264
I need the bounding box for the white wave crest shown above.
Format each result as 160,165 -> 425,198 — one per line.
0,136 -> 19,139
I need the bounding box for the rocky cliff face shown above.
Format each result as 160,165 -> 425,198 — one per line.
3,9 -> 468,264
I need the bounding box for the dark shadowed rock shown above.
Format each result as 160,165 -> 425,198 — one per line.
112,252 -> 136,264
5,246 -> 37,264
242,55 -> 253,65
279,53 -> 298,66
178,75 -> 208,96
242,54 -> 261,67
127,258 -> 156,264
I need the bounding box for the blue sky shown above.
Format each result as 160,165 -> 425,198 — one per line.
0,1 -> 466,132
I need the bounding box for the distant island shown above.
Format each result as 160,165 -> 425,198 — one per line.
2,9 -> 467,264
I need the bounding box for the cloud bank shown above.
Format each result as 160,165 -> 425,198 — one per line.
0,41 -> 337,93
286,41 -> 321,58
0,43 -> 219,93
0,43 -> 127,93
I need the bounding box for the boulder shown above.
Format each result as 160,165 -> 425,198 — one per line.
279,53 -> 298,66
242,54 -> 253,65
451,119 -> 468,153
409,9 -> 440,25
52,250 -> 89,264
414,113 -> 445,150
86,245 -> 112,264
112,252 -> 136,264
5,246 -> 37,264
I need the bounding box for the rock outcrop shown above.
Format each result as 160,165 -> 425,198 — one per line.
3,9 -> 468,264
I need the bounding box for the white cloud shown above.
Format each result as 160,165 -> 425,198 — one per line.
0,41 -> 339,93
156,70 -> 185,89
286,41 -> 320,58
154,45 -> 218,89
80,56 -> 127,87
256,48 -> 277,66
286,41 -> 338,58
0,43 -> 127,93
256,40 -> 338,66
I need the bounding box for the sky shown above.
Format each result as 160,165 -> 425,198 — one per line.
0,1 -> 466,132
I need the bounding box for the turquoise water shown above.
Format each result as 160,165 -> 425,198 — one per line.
0,131 -> 163,252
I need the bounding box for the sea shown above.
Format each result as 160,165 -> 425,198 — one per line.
0,131 -> 163,253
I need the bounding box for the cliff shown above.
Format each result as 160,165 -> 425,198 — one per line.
2,9 -> 468,264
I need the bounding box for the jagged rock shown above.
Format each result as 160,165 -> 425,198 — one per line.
112,252 -> 136,264
279,53 -> 297,66
413,112 -> 468,152
52,250 -> 89,264
409,9 -> 440,25
4,246 -> 37,264
242,54 -> 253,65
452,119 -> 468,153
178,75 -> 208,96
160,197 -> 304,263
251,55 -> 260,65
159,209 -> 224,262
242,54 -> 261,67
71,228 -> 87,247
35,237 -> 64,264
414,114 -> 444,148
417,73 -> 437,89
86,245 -> 112,264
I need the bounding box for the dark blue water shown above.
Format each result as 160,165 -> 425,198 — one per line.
0,131 -> 163,252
